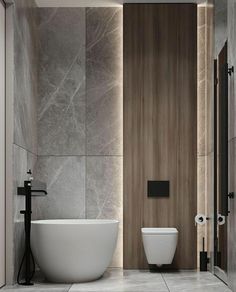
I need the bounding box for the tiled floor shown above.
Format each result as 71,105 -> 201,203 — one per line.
1,269 -> 232,292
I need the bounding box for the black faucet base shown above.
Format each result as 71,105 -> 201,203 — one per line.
20,282 -> 34,286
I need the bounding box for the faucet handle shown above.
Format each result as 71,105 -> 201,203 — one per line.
27,169 -> 34,181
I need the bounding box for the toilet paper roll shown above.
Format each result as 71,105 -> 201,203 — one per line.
195,214 -> 207,225
218,214 -> 226,225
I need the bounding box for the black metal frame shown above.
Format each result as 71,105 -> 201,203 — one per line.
220,60 -> 229,216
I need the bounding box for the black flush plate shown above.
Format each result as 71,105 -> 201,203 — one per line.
147,181 -> 169,197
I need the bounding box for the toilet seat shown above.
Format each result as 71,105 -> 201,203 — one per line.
142,228 -> 178,235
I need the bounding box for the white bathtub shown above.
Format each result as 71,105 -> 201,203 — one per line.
31,219 -> 119,283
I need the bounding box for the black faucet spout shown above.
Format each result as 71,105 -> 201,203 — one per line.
31,189 -> 48,195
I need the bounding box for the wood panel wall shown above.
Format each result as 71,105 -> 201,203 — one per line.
123,4 -> 197,269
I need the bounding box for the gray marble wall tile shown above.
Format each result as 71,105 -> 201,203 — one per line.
32,156 -> 85,219
13,0 -> 39,282
33,7 -> 123,269
86,8 -> 123,155
13,0 -> 39,155
86,157 -> 122,219
86,156 -> 123,267
38,8 -> 86,156
13,144 -> 27,281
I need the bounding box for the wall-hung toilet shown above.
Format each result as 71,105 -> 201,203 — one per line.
142,228 -> 178,266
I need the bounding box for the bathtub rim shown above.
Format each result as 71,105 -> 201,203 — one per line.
31,219 -> 119,225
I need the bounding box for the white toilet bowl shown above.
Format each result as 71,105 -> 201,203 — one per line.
142,228 -> 178,266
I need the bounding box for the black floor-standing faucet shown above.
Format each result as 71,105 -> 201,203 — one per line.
17,170 -> 47,286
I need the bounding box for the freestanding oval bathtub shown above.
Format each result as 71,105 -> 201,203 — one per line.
31,219 -> 119,283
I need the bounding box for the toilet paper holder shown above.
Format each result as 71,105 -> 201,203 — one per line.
195,214 -> 209,225
217,214 -> 226,225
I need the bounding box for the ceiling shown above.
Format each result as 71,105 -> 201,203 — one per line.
35,0 -> 208,7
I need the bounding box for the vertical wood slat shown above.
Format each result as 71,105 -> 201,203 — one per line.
123,4 -> 197,269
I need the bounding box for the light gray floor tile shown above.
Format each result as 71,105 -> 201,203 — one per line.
162,271 -> 231,292
168,284 -> 231,292
2,269 -> 231,292
69,269 -> 168,292
162,270 -> 215,279
2,283 -> 71,292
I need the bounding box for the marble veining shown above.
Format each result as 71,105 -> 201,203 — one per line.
13,7 -> 123,276
2,269 -> 231,292
86,156 -> 123,267
38,8 -> 86,155
86,157 -> 122,219
35,7 -> 123,268
32,156 -> 85,219
12,0 -> 39,282
86,8 -> 123,156
13,0 -> 38,155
